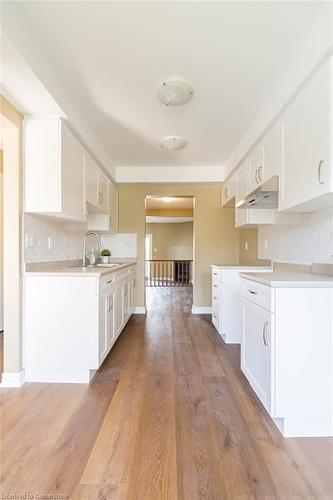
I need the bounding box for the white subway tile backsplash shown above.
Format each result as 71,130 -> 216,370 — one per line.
24,214 -> 138,262
258,206 -> 333,264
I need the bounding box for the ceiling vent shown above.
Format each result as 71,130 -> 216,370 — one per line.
157,80 -> 194,106
160,136 -> 187,151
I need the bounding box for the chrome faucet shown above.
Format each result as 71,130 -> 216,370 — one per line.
82,231 -> 101,267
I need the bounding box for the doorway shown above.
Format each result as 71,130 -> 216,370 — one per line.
144,196 -> 194,309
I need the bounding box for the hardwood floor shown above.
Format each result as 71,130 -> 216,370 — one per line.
1,287 -> 333,499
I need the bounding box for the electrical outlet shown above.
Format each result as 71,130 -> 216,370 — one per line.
25,233 -> 35,249
264,239 -> 268,250
245,241 -> 249,251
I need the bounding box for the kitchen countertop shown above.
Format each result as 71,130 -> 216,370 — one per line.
24,261 -> 136,278
211,265 -> 272,271
240,271 -> 333,288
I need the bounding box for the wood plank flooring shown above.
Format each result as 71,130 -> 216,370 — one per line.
1,287 -> 333,499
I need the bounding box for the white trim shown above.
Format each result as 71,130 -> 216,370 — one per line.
0,370 -> 25,388
192,306 -> 212,314
116,166 -> 224,183
24,369 -> 95,384
221,333 -> 242,345
133,306 -> 146,314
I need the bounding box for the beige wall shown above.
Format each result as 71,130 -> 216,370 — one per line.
1,96 -> 23,376
146,208 -> 193,217
119,183 -> 239,308
146,221 -> 193,260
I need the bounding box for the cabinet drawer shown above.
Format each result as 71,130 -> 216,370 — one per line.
241,279 -> 273,312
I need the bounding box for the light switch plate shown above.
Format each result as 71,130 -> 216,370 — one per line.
25,233 -> 35,249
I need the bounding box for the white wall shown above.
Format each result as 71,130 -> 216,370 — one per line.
258,207 -> 333,265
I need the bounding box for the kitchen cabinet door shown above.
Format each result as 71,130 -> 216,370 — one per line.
261,124 -> 279,183
248,144 -> 263,194
122,281 -> 130,324
108,181 -> 119,233
98,292 -> 109,365
241,299 -> 272,413
84,153 -> 99,209
97,169 -> 109,213
107,290 -> 115,349
279,58 -> 332,211
114,283 -> 123,337
24,118 -> 86,221
222,174 -> 236,207
61,122 -> 86,221
236,160 -> 249,203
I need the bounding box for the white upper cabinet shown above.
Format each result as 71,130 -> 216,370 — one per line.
279,57 -> 333,212
24,118 -> 86,221
108,181 -> 119,233
84,152 -> 99,211
236,160 -> 249,204
248,125 -> 279,195
248,144 -> 264,194
98,170 -> 109,214
235,208 -> 276,228
222,174 -> 236,207
261,123 -> 279,184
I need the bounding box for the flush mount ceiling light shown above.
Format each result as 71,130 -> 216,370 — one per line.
163,197 -> 173,202
160,136 -> 187,151
157,80 -> 194,106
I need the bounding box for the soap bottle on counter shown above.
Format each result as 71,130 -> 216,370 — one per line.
89,249 -> 96,265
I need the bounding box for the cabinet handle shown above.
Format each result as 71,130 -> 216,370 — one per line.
318,160 -> 325,185
258,166 -> 263,182
262,321 -> 269,346
106,279 -> 113,284
213,284 -> 218,288
213,272 -> 218,276
213,296 -> 217,300
248,289 -> 258,295
255,168 -> 260,184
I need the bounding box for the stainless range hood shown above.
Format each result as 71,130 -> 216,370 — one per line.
236,176 -> 278,209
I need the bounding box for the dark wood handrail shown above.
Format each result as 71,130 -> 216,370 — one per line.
145,259 -> 192,287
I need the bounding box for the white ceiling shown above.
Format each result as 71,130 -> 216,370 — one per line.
2,1 -> 326,176
146,196 -> 194,210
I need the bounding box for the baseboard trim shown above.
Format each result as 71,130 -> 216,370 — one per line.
221,333 -> 242,344
133,307 -> 146,314
25,369 -> 93,384
192,306 -> 212,314
0,370 -> 25,388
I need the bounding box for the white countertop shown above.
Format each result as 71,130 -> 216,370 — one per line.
240,271 -> 333,288
25,262 -> 136,278
212,265 -> 272,271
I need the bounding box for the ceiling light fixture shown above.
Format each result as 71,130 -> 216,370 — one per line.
157,80 -> 194,106
163,197 -> 173,203
160,136 -> 187,151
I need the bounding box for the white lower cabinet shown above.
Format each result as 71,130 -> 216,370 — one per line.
211,266 -> 272,343
241,278 -> 333,437
98,287 -> 115,365
241,299 -> 272,413
24,264 -> 136,383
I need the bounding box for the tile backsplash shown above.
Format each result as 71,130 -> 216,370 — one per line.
24,214 -> 137,262
258,206 -> 333,264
